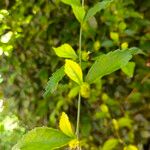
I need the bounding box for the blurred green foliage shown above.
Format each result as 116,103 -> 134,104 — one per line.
0,0 -> 150,149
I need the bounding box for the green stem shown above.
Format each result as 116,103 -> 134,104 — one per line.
79,27 -> 82,66
76,93 -> 81,139
76,0 -> 84,146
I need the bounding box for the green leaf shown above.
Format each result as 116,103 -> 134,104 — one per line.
53,43 -> 77,59
121,62 -> 135,77
72,6 -> 86,23
65,59 -> 83,85
44,66 -> 65,97
128,47 -> 145,55
61,0 -> 85,23
61,0 -> 80,6
118,116 -> 133,129
68,86 -> 80,98
59,112 -> 75,137
12,127 -> 74,150
86,49 -> 133,83
102,138 -> 119,150
84,0 -> 113,21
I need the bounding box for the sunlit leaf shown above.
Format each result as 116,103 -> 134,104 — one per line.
118,116 -> 133,129
65,59 -> 83,85
0,31 -> 13,43
102,138 -> 119,150
53,43 -> 77,59
123,145 -> 138,150
12,127 -> 74,150
44,66 -> 65,97
72,6 -> 85,23
59,112 -> 74,137
69,139 -> 79,149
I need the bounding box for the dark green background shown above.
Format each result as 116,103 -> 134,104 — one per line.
0,0 -> 150,149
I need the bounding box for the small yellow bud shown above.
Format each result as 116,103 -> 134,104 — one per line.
69,139 -> 79,149
100,104 -> 109,113
94,40 -> 101,51
121,42 -> 128,49
112,119 -> 119,130
82,51 -> 89,61
110,32 -> 119,42
80,82 -> 90,98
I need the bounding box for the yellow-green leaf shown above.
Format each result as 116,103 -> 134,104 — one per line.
124,145 -> 138,150
12,127 -> 74,150
80,82 -> 90,98
72,6 -> 85,23
118,116 -> 133,129
121,62 -> 135,77
65,59 -> 83,85
69,139 -> 79,149
53,43 -> 77,59
68,86 -> 80,98
102,138 -> 119,150
59,112 -> 74,137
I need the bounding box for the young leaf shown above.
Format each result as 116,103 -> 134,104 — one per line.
102,138 -> 119,150
61,0 -> 80,6
84,0 -> 113,22
68,86 -> 80,98
12,127 -> 74,150
44,66 -> 65,98
53,43 -> 77,59
65,59 -> 83,85
86,49 -> 133,83
72,6 -> 85,23
59,112 -> 74,137
121,62 -> 135,77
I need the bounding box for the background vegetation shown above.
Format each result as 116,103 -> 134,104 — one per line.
0,0 -> 150,149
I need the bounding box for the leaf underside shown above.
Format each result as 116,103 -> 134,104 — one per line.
44,66 -> 65,98
12,127 -> 74,150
